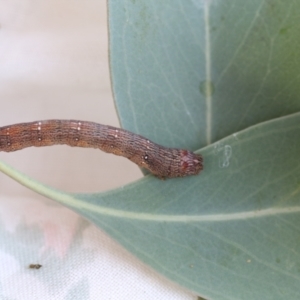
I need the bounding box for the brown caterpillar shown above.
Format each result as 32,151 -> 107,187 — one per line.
0,120 -> 203,179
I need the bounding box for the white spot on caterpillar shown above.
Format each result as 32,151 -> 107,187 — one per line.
214,142 -> 232,168
36,122 -> 42,131
70,121 -> 80,130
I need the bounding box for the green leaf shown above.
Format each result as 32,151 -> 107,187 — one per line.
1,113 -> 300,300
109,0 -> 300,146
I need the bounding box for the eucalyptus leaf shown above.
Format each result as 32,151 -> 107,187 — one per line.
109,0 -> 300,146
1,113 -> 300,300
107,1 -> 300,296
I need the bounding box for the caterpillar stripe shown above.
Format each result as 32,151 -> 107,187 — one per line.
0,120 -> 203,179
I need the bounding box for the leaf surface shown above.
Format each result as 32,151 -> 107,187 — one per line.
2,0 -> 300,299
109,0 -> 300,146
1,113 -> 300,299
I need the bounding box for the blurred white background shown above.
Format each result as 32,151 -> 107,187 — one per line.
0,1 -> 196,299
0,0 -> 142,193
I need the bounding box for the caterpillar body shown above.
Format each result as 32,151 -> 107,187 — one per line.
0,120 -> 203,179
